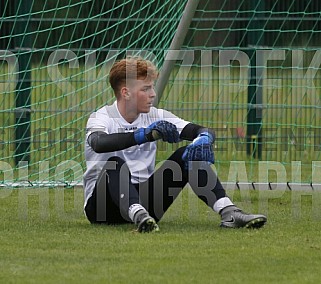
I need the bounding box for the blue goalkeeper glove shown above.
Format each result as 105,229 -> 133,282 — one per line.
134,120 -> 180,145
182,131 -> 215,169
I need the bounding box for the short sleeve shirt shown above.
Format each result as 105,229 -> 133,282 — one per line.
83,101 -> 189,206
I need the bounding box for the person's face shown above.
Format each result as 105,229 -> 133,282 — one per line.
126,78 -> 156,113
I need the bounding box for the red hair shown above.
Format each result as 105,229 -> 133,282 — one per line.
109,57 -> 158,96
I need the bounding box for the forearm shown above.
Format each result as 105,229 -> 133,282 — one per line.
88,131 -> 137,153
180,123 -> 215,142
88,121 -> 191,153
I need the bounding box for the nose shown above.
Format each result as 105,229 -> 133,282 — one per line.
150,88 -> 156,98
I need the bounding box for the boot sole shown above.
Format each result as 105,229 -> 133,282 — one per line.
137,217 -> 160,233
220,217 -> 267,229
245,217 -> 267,229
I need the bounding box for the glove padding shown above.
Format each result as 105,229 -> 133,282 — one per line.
182,132 -> 215,169
134,120 -> 180,145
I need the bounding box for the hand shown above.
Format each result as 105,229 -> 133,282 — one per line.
134,120 -> 180,145
182,132 -> 215,169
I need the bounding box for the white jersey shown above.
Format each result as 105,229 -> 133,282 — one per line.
83,101 -> 189,206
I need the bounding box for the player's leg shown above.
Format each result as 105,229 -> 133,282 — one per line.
138,146 -> 225,222
137,146 -> 232,223
84,157 -> 158,232
142,146 -> 267,228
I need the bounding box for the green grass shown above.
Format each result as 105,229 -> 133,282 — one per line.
1,187 -> 321,283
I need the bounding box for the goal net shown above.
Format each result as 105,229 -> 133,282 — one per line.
1,0 -> 321,187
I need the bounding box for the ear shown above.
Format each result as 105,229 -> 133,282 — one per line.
120,86 -> 130,100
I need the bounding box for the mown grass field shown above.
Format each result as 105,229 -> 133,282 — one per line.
1,187 -> 321,284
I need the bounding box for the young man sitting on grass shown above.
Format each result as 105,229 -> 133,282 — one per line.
83,56 -> 267,232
